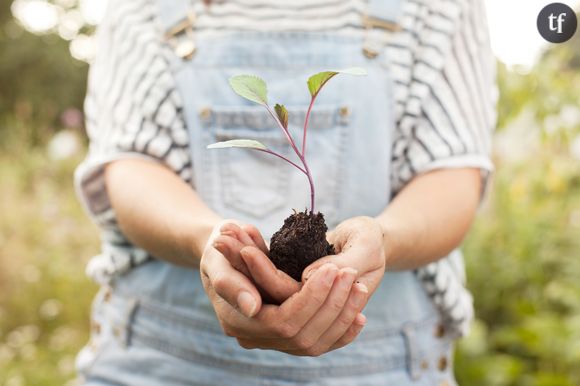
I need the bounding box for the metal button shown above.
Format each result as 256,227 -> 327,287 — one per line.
91,321 -> 101,334
113,326 -> 122,338
438,356 -> 448,371
175,40 -> 196,60
103,287 -> 112,303
339,106 -> 350,118
435,323 -> 445,338
420,360 -> 429,370
199,107 -> 212,120
362,46 -> 379,59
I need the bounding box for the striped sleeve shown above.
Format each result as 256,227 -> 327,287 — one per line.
390,0 -> 497,193
74,0 -> 191,227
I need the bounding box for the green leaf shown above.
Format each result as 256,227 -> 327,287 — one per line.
274,103 -> 289,129
229,75 -> 268,105
307,67 -> 367,97
207,139 -> 268,151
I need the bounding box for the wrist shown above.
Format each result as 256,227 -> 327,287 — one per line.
189,216 -> 222,262
377,219 -> 402,270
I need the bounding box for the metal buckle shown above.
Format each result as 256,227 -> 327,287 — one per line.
361,13 -> 401,59
362,14 -> 401,32
362,24 -> 380,59
362,45 -> 379,59
164,10 -> 197,60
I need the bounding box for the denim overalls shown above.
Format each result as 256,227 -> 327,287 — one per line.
76,1 -> 459,384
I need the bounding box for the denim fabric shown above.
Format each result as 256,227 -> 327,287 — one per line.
78,281 -> 457,385
77,1 -> 459,384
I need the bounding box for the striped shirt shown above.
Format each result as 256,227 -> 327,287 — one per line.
75,0 -> 497,337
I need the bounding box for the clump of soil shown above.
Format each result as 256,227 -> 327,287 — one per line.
269,210 -> 335,282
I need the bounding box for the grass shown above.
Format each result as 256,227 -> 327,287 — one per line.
0,142 -> 98,386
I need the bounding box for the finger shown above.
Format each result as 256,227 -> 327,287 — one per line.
213,303 -> 287,339
327,313 -> 367,352
213,235 -> 251,277
234,270 -> 357,352
308,282 -> 369,353
220,223 -> 255,246
257,263 -> 338,337
202,249 -> 262,318
221,264 -> 338,341
281,316 -> 366,357
290,268 -> 357,350
241,224 -> 269,254
240,246 -> 300,304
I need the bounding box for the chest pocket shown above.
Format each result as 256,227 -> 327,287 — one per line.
200,103 -> 350,221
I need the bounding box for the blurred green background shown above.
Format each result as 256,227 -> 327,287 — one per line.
1,0 -> 579,385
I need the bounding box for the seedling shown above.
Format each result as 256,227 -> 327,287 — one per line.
208,68 -> 367,281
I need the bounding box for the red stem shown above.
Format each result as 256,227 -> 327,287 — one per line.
302,160 -> 315,213
265,105 -> 316,214
255,148 -> 307,175
301,95 -> 317,157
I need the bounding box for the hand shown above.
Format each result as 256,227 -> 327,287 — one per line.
204,222 -> 369,356
302,216 -> 386,299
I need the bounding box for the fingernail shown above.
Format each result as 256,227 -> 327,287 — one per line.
237,291 -> 257,318
353,283 -> 368,307
339,269 -> 356,284
355,282 -> 368,294
355,313 -> 367,326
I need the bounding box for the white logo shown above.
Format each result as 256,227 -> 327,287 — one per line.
549,12 -> 567,33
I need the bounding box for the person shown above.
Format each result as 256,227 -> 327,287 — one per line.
74,0 -> 496,384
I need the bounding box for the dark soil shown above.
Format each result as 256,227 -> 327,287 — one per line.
269,210 -> 335,282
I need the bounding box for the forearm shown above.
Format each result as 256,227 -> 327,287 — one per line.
377,168 -> 482,271
105,158 -> 222,268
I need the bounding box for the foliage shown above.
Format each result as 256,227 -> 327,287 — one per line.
456,151 -> 580,386
455,21 -> 580,386
0,146 -> 98,386
0,0 -> 88,148
306,67 -> 366,97
207,139 -> 268,150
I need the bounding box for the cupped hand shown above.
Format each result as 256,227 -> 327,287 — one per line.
204,222 -> 369,356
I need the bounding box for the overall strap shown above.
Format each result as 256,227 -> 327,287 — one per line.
365,0 -> 404,30
363,0 -> 405,58
156,0 -> 192,33
156,0 -> 405,32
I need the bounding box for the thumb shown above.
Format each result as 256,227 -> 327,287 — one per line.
240,246 -> 300,304
202,250 -> 262,318
302,255 -> 347,282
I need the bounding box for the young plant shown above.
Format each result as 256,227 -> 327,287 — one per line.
207,68 -> 366,214
207,68 -> 367,281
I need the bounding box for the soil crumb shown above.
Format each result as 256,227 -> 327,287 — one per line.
269,210 -> 335,281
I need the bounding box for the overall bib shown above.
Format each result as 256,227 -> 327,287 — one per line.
77,1 -> 459,385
